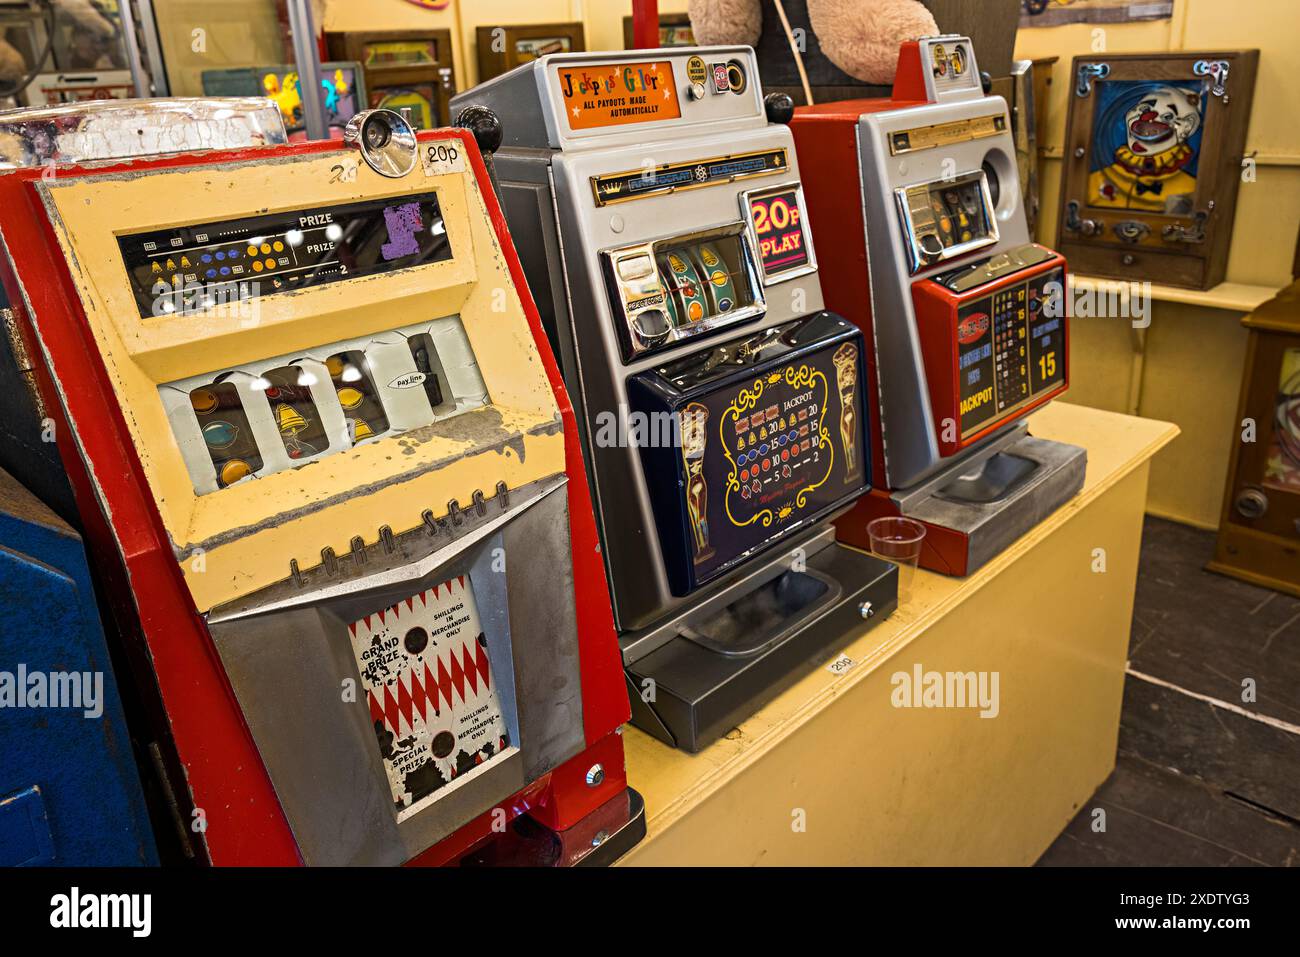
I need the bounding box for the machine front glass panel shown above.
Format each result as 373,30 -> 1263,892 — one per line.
746,184 -> 814,282
516,36 -> 573,60
1264,347 -> 1300,495
898,171 -> 997,272
643,322 -> 867,587
1085,79 -> 1205,214
364,40 -> 438,68
200,63 -> 364,135
557,59 -> 680,131
348,575 -> 511,822
163,316 -> 489,495
958,267 -> 1066,438
118,193 -> 452,319
607,225 -> 762,358
926,40 -> 977,96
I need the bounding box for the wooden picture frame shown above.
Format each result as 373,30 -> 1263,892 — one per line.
475,23 -> 586,83
326,29 -> 458,131
1055,50 -> 1258,290
1210,281 -> 1300,595
622,12 -> 696,49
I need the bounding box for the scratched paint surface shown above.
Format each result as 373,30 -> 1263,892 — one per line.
349,576 -> 509,819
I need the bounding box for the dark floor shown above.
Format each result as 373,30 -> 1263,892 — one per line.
1037,516 -> 1300,866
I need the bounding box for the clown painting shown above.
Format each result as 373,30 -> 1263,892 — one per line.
1087,80 -> 1205,214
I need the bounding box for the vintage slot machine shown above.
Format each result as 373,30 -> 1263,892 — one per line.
790,36 -> 1086,576
0,106 -> 643,865
0,98 -> 286,867
452,48 -> 897,752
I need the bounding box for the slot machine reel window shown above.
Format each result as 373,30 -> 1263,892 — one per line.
896,170 -> 999,273
604,224 -> 764,360
162,317 -> 488,496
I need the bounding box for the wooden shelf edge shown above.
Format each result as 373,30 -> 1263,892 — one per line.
1072,274 -> 1281,313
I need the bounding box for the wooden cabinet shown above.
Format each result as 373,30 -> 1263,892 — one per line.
326,29 -> 457,130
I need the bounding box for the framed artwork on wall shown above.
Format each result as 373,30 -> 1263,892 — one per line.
475,23 -> 586,82
1056,50 -> 1258,290
326,29 -> 458,131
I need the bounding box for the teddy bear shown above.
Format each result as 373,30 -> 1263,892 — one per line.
687,0 -> 939,90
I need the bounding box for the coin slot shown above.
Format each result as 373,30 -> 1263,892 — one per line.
726,60 -> 747,95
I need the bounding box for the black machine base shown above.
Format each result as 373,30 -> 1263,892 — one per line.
625,543 -> 898,752
459,787 -> 646,866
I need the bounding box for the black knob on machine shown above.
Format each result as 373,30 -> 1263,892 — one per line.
980,71 -> 993,95
456,105 -> 503,157
764,92 -> 795,126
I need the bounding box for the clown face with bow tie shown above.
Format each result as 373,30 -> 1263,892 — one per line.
1088,84 -> 1203,214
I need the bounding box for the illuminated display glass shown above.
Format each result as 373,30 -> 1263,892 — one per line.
118,193 -> 452,319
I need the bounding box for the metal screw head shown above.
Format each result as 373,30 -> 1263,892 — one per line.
585,764 -> 605,787
859,601 -> 874,619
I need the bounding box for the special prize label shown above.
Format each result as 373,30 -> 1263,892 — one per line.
348,576 -> 510,820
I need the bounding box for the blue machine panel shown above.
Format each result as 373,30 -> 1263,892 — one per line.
0,467 -> 157,865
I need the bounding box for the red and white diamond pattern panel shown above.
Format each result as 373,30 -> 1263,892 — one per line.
349,575 -> 510,818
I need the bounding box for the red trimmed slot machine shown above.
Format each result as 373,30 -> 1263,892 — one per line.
0,104 -> 643,865
791,35 -> 1086,575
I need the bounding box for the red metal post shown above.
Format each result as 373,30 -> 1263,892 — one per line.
631,0 -> 660,49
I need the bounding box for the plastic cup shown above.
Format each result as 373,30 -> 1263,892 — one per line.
866,516 -> 927,603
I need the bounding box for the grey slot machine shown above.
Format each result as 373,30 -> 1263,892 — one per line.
452,48 -> 897,752
792,36 -> 1088,577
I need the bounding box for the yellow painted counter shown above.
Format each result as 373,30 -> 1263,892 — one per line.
619,402 -> 1179,866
